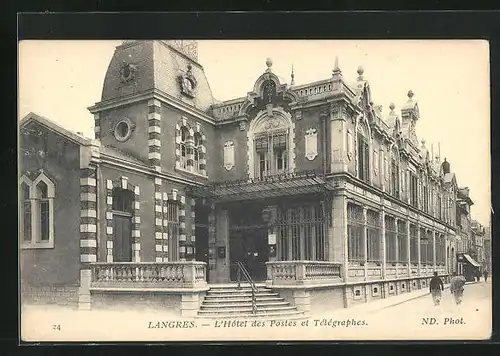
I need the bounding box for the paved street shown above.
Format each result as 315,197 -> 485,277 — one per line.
350,280 -> 492,340
21,281 -> 492,342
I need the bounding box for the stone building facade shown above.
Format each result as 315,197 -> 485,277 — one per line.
19,40 -> 484,315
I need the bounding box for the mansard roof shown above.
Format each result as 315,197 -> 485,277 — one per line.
100,40 -> 215,113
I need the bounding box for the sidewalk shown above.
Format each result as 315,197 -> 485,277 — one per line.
326,281 -> 479,316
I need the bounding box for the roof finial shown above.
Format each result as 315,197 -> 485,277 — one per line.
389,102 -> 395,112
266,57 -> 273,72
408,90 -> 414,100
332,56 -> 342,77
357,66 -> 364,80
290,64 -> 295,86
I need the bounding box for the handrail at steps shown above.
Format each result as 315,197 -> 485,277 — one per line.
236,261 -> 258,314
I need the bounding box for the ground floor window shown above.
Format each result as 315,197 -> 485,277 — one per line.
397,220 -> 408,263
410,224 -> 418,263
277,203 -> 326,261
436,234 -> 446,265
385,216 -> 397,263
366,210 -> 381,262
347,203 -> 364,262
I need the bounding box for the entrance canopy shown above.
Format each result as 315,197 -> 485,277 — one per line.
190,170 -> 335,202
462,253 -> 481,267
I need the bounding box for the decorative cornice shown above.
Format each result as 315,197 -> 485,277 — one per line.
99,153 -> 206,188
88,88 -> 216,126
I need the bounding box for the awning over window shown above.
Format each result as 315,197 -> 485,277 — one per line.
190,170 -> 335,202
463,254 -> 481,267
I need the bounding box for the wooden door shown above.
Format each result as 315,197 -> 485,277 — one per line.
113,214 -> 132,262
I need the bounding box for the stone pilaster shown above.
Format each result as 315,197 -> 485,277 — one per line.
148,99 -> 162,172
79,167 -> 98,264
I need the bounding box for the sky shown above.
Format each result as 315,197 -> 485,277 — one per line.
18,40 -> 491,226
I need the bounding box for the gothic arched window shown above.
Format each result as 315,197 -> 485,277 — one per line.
22,173 -> 55,248
21,182 -> 32,242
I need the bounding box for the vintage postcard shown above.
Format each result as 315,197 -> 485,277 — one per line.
18,39 -> 492,342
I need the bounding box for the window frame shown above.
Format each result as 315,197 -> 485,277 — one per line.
20,174 -> 55,249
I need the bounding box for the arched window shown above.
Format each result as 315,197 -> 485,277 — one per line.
180,126 -> 189,169
249,110 -> 294,179
357,124 -> 370,182
22,173 -> 55,248
193,132 -> 202,173
36,181 -> 50,241
21,182 -> 32,242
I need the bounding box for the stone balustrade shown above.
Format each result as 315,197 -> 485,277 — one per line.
266,261 -> 342,286
90,261 -> 208,289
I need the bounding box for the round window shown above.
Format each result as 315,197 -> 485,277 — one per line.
114,120 -> 132,142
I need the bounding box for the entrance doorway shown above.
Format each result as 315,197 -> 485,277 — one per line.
194,200 -> 210,282
230,228 -> 269,282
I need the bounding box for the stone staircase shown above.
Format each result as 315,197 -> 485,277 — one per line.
196,283 -> 307,319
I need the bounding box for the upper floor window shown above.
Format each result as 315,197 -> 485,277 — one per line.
255,131 -> 289,178
390,150 -> 400,199
193,132 -> 203,172
357,124 -> 369,182
423,182 -> 429,213
409,173 -> 418,208
176,120 -> 207,177
20,173 -> 55,249
248,109 -> 294,179
179,126 -> 189,169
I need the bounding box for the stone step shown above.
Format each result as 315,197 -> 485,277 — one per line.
200,301 -> 291,310
195,310 -> 307,319
203,297 -> 286,304
198,305 -> 298,315
209,284 -> 266,289
206,291 -> 280,297
206,288 -> 270,294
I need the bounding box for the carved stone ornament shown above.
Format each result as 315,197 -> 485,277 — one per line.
295,110 -> 302,121
119,61 -> 138,83
179,63 -> 198,98
223,141 -> 235,171
305,128 -> 318,161
263,116 -> 283,131
239,120 -> 247,131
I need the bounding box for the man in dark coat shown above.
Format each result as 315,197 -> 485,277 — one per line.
483,269 -> 488,282
429,272 -> 444,306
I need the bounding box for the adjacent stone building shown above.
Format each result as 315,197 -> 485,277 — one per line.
19,40 -> 485,315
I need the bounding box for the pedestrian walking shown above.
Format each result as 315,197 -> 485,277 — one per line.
450,272 -> 466,305
483,269 -> 488,283
429,272 -> 444,306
